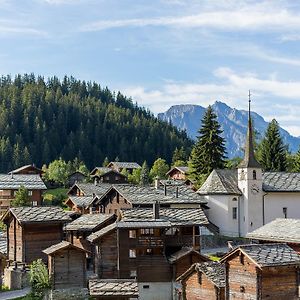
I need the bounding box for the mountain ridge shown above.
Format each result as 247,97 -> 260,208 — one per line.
158,101 -> 300,158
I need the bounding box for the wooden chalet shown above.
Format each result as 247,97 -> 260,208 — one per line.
2,206 -> 71,264
247,218 -> 300,253
166,166 -> 189,181
67,171 -> 86,187
43,241 -> 89,290
90,167 -> 111,177
93,169 -> 128,184
8,164 -> 43,176
176,262 -> 225,300
87,204 -> 210,299
220,243 -> 300,300
107,161 -> 141,174
0,174 -> 47,213
89,279 -> 139,299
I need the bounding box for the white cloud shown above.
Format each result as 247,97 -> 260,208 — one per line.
122,68 -> 300,136
0,20 -> 46,36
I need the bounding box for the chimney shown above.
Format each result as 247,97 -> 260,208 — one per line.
227,241 -> 233,251
11,172 -> 14,179
176,187 -> 179,198
154,176 -> 159,189
89,206 -> 94,214
164,185 -> 167,196
153,201 -> 160,219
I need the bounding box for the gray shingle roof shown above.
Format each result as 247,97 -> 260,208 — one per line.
0,232 -> 7,256
228,244 -> 300,267
168,247 -> 208,264
9,165 -> 43,175
67,196 -> 95,209
89,279 -> 139,297
120,207 -> 209,227
198,169 -> 241,195
166,166 -> 189,175
263,172 -> 300,192
87,223 -> 117,242
71,183 -> 111,197
7,207 -> 71,224
64,213 -> 114,231
0,174 -> 46,190
247,218 -> 300,243
43,240 -> 87,255
90,167 -> 111,176
196,262 -> 225,287
109,162 -> 141,169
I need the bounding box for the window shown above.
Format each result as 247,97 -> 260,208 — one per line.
143,285 -> 150,289
129,230 -> 136,238
32,201 -> 38,206
146,248 -> 153,255
129,249 -> 136,258
232,197 -> 237,201
253,170 -> 257,180
140,228 -> 154,235
28,190 -> 33,196
283,207 -> 287,218
130,270 -> 137,278
232,207 -> 237,220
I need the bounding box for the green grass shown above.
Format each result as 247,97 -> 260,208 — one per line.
208,255 -> 221,261
43,188 -> 68,208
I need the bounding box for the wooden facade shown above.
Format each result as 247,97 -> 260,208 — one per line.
43,241 -> 88,290
93,170 -> 127,184
68,171 -> 86,187
166,167 -> 188,181
9,165 -> 43,175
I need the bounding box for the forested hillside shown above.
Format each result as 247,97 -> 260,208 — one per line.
0,74 -> 192,172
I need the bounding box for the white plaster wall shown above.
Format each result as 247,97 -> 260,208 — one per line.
138,282 -> 172,300
205,194 -> 240,236
264,193 -> 300,224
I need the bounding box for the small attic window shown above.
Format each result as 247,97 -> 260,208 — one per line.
253,170 -> 257,180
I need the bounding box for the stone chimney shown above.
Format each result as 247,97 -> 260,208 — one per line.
164,185 -> 167,196
153,201 -> 160,219
154,176 -> 159,189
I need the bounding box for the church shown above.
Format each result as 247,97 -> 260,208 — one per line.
198,101 -> 300,237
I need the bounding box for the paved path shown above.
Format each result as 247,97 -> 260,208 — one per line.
0,287 -> 30,300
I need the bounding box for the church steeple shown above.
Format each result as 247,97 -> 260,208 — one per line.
239,91 -> 261,168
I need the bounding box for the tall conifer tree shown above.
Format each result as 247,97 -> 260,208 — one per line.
188,105 -> 226,185
258,119 -> 287,171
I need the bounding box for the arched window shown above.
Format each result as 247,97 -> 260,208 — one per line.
253,170 -> 257,180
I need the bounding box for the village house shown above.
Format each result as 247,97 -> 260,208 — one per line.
220,243 -> 300,300
198,102 -> 300,237
247,218 -> 300,253
166,166 -> 189,181
2,206 -> 71,264
0,174 -> 47,213
67,171 -> 87,187
87,204 -> 209,300
43,241 -> 89,290
176,261 -> 225,300
90,167 -> 111,177
93,169 -> 128,184
107,161 -> 141,174
8,164 -> 43,176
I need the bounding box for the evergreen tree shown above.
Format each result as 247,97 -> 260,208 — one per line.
11,186 -> 31,207
258,119 -> 287,171
102,157 -> 109,167
140,161 -> 150,185
188,105 -> 226,185
150,158 -> 169,180
172,146 -> 187,166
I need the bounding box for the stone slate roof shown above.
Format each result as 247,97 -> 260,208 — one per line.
166,166 -> 189,175
67,196 -> 95,209
71,183 -> 111,197
262,172 -> 300,192
89,279 -> 139,298
98,169 -> 127,178
198,169 -> 300,195
90,167 -> 111,176
168,247 -> 209,264
0,232 -> 7,256
198,169 -> 241,195
5,207 -> 71,224
108,162 -> 141,169
247,218 -> 300,243
9,165 -> 43,175
43,240 -> 87,255
222,243 -> 300,268
120,207 -> 209,227
64,213 -> 115,231
87,223 -> 117,242
0,174 -> 47,190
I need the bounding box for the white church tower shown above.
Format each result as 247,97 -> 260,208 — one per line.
238,91 -> 263,237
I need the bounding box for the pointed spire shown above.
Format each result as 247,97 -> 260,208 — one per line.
239,91 -> 261,168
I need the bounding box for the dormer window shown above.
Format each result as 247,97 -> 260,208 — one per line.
253,170 -> 257,180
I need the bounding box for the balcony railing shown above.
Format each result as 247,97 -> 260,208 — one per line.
164,235 -> 200,247
137,236 -> 164,247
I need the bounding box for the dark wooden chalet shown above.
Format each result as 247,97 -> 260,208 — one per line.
90,167 -> 111,177
89,279 -> 139,299
220,243 -> 300,300
0,174 -> 47,213
2,206 -> 71,264
87,204 -> 209,299
166,166 -> 189,181
65,196 -> 96,214
8,164 -> 43,176
93,170 -> 127,184
67,171 -> 86,187
43,241 -> 88,290
107,162 -> 141,174
176,262 -> 225,300
247,218 -> 300,253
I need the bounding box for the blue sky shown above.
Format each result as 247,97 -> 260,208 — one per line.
1,0 -> 300,135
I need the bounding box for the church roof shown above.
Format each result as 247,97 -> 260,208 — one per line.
198,170 -> 300,195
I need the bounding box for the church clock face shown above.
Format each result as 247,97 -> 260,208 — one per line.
251,184 -> 260,195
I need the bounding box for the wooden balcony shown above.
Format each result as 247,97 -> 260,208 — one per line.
137,236 -> 164,247
164,235 -> 200,247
